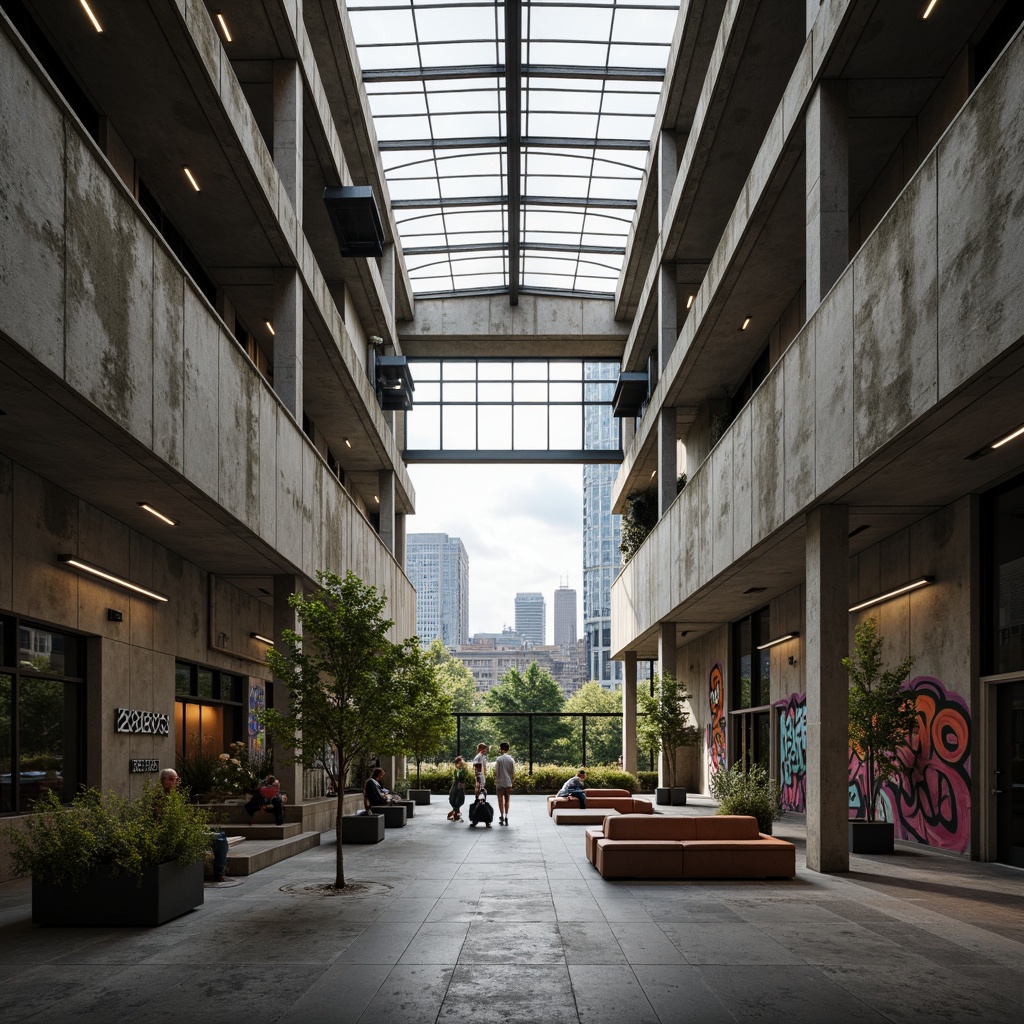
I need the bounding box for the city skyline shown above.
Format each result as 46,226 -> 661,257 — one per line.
406,463 -> 584,640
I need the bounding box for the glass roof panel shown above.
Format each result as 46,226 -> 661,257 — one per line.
349,0 -> 681,298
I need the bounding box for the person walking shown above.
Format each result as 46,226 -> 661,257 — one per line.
472,742 -> 489,796
447,756 -> 472,822
493,742 -> 515,826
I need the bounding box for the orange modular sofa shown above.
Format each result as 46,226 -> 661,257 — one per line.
546,788 -> 653,816
589,814 -> 796,880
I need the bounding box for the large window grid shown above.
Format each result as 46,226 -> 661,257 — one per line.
0,615 -> 85,814
731,608 -> 772,772
404,358 -> 622,461
349,0 -> 680,299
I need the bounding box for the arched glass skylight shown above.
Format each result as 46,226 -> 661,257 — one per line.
348,0 -> 681,301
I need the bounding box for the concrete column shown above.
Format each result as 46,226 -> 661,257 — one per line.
394,512 -> 407,570
657,406 -> 676,516
622,651 -> 638,774
273,574 -> 304,805
621,417 -> 635,450
378,469 -> 395,555
805,505 -> 849,873
658,131 -> 678,372
273,60 -> 302,213
658,130 -> 677,228
806,79 -> 848,313
273,269 -> 302,420
380,242 -> 396,318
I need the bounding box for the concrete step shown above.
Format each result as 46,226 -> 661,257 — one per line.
225,831 -> 321,877
219,823 -> 303,840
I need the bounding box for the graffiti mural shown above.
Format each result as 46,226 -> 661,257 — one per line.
848,676 -> 971,853
706,663 -> 726,775
775,692 -> 806,812
248,681 -> 265,756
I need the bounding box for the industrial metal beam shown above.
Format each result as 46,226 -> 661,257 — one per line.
392,194 -> 637,209
505,0 -> 522,305
363,63 -> 666,83
378,135 -> 650,152
403,449 -> 625,464
404,241 -> 626,256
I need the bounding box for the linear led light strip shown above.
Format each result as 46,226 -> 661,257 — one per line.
756,631 -> 799,651
58,555 -> 169,602
250,632 -> 274,645
849,576 -> 934,613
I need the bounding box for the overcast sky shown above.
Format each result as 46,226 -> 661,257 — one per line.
407,463 -> 584,639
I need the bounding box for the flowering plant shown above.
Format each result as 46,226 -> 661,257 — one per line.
211,741 -> 273,796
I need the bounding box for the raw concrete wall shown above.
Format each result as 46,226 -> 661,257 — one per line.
612,25 -> 1024,653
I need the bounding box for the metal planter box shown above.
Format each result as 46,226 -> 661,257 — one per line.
32,860 -> 204,926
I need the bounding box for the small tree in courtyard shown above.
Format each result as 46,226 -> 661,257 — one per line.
261,569 -> 419,889
637,673 -> 700,790
395,639 -> 455,786
844,618 -> 917,822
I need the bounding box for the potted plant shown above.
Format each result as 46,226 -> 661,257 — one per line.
709,761 -> 782,834
637,673 -> 701,805
844,617 -> 917,853
4,785 -> 212,926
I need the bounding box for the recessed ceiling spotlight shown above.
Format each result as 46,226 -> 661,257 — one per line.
265,320 -> 276,335
921,0 -> 939,18
182,166 -> 201,192
740,317 -> 751,331
137,502 -> 176,526
216,13 -> 233,42
650,469 -> 657,479
344,438 -> 352,448
374,495 -> 379,503
79,0 -> 103,32
686,294 -> 694,309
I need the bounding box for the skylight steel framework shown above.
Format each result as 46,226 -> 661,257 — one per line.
348,0 -> 679,301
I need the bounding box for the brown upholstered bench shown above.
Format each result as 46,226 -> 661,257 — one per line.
593,814 -> 795,880
547,789 -> 653,816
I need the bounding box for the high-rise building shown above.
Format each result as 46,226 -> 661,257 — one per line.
553,586 -> 577,646
407,533 -> 469,646
514,592 -> 546,646
583,364 -> 622,688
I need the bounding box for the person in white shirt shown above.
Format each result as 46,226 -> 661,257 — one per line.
472,742 -> 489,796
493,742 -> 515,826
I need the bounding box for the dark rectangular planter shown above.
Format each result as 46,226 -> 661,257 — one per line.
342,813 -> 385,844
671,787 -> 688,806
409,790 -> 431,805
655,788 -> 671,805
849,820 -> 895,854
32,860 -> 204,927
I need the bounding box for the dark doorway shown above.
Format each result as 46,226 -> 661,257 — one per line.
996,680 -> 1024,868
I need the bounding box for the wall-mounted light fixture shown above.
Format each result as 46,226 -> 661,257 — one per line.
250,632 -> 274,645
373,495 -> 379,504
849,576 -> 935,613
740,316 -> 751,330
650,469 -> 657,479
216,13 -> 232,41
137,502 -> 176,526
921,0 -> 939,19
58,555 -> 168,602
992,423 -> 1024,449
344,438 -> 352,448
183,166 -> 201,192
265,320 -> 275,336
79,0 -> 103,32
686,294 -> 695,309
756,631 -> 799,651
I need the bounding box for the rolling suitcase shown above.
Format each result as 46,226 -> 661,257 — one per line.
468,793 -> 494,827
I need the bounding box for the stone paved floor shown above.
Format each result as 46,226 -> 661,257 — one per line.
2,795 -> 1023,1023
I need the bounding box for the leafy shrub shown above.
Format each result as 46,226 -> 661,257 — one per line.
709,762 -> 782,833
3,786 -> 214,889
636,771 -> 658,792
619,488 -> 659,563
176,736 -> 221,800
212,741 -> 273,797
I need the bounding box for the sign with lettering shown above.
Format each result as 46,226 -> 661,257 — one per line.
129,759 -> 160,773
115,708 -> 170,736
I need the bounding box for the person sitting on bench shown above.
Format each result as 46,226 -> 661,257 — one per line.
364,768 -> 399,811
245,773 -> 285,825
556,769 -> 588,808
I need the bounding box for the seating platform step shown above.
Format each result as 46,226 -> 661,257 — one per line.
225,831 -> 321,876
552,807 -> 621,826
216,823 -> 303,840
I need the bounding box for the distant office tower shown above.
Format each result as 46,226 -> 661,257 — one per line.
407,533 -> 469,645
554,586 -> 577,646
515,592 -> 546,646
583,363 -> 622,687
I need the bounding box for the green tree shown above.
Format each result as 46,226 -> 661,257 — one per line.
844,618 -> 917,822
637,673 -> 700,790
261,569 -> 413,888
557,681 -> 622,765
483,662 -> 567,763
395,639 -> 455,787
425,639 -> 478,761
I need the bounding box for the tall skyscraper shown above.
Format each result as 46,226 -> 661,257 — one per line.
583,363 -> 622,687
553,586 -> 577,646
407,533 -> 469,646
515,592 -> 546,646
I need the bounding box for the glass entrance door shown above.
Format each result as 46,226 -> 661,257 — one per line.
996,680 -> 1024,868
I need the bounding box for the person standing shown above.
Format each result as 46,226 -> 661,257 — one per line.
448,756 -> 472,822
472,742 -> 489,795
493,742 -> 515,826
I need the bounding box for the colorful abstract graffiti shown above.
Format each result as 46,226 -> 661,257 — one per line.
706,663 -> 726,775
248,682 -> 265,756
848,676 -> 971,853
775,692 -> 806,812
